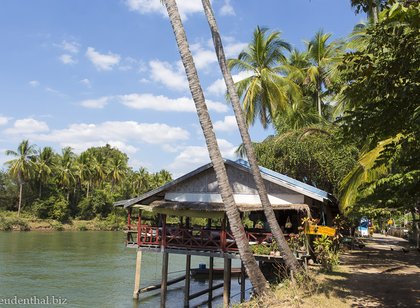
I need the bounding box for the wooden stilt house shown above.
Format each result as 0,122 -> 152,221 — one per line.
115,159 -> 338,306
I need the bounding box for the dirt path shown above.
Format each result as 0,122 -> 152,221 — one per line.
331,234 -> 420,307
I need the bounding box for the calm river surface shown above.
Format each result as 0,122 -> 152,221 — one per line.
0,231 -> 251,307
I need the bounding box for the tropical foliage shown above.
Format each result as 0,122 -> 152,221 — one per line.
1,141 -> 172,220
338,1 -> 420,215
230,1 -> 418,225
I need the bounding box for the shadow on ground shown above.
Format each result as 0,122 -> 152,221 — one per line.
323,234 -> 420,307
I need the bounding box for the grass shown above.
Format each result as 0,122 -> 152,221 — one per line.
238,266 -> 351,308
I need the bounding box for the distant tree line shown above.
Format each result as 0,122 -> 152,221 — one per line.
1,142 -> 172,221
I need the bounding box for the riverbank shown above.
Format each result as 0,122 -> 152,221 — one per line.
0,211 -> 125,231
240,234 -> 420,308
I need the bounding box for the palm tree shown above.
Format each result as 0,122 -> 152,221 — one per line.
57,147 -> 76,201
35,146 -> 56,198
107,156 -> 127,191
75,152 -> 92,198
201,0 -> 302,274
163,0 -> 268,295
339,135 -> 401,214
305,30 -> 342,117
350,0 -> 386,24
228,27 -> 300,128
5,140 -> 37,216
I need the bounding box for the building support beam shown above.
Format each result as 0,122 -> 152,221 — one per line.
184,254 -> 191,308
133,250 -> 143,299
223,256 -> 231,307
240,261 -> 246,302
208,256 -> 214,306
160,252 -> 169,308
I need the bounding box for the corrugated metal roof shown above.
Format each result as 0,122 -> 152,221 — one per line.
115,158 -> 335,208
232,158 -> 332,202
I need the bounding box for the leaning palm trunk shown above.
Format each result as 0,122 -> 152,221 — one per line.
163,0 -> 268,295
201,0 -> 302,273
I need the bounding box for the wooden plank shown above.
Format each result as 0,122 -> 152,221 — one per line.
139,275 -> 185,294
188,282 -> 224,301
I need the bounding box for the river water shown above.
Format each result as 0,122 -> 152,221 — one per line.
0,231 -> 251,307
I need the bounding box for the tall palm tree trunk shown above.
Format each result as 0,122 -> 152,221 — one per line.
316,78 -> 322,117
18,183 -> 23,217
201,0 -> 302,273
163,0 -> 268,295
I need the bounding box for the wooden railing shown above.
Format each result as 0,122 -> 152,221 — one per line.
127,224 -> 284,253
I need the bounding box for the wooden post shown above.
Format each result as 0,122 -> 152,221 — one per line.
161,214 -> 167,249
184,254 -> 191,308
137,209 -> 142,245
160,252 -> 169,308
208,256 -> 214,306
223,256 -> 231,307
127,208 -> 132,230
221,215 -> 227,251
133,250 -> 142,299
240,261 -> 246,303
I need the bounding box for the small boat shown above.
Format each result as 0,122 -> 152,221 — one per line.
191,267 -> 243,279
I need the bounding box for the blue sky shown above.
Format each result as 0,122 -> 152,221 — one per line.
0,0 -> 364,177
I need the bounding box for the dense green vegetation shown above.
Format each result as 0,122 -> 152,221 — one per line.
230,1 -> 419,226
1,142 -> 172,222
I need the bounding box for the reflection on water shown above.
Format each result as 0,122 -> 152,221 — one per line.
0,232 -> 251,307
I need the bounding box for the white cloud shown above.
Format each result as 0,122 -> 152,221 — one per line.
190,43 -> 217,70
45,87 -> 65,97
207,71 -> 253,96
149,60 -> 188,91
139,78 -> 150,84
224,42 -> 247,57
214,115 -> 237,132
0,116 -> 10,126
86,47 -> 121,71
80,96 -> 110,109
4,118 -> 49,135
59,54 -> 77,64
220,0 -> 235,16
34,121 -> 189,153
28,80 -> 39,87
119,93 -> 228,113
80,78 -> 91,88
125,0 -> 203,20
169,138 -> 237,176
59,40 -> 80,53
206,78 -> 226,96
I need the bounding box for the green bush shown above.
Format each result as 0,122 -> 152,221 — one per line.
313,235 -> 340,272
50,221 -> 64,231
0,216 -> 30,231
33,196 -> 70,223
78,190 -> 113,220
77,224 -> 88,231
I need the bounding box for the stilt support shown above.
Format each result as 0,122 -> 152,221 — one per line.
208,256 -> 214,307
184,254 -> 191,308
240,261 -> 246,303
223,257 -> 232,307
133,250 -> 143,299
160,252 -> 169,308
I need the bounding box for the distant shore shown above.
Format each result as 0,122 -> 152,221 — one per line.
0,212 -> 125,232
